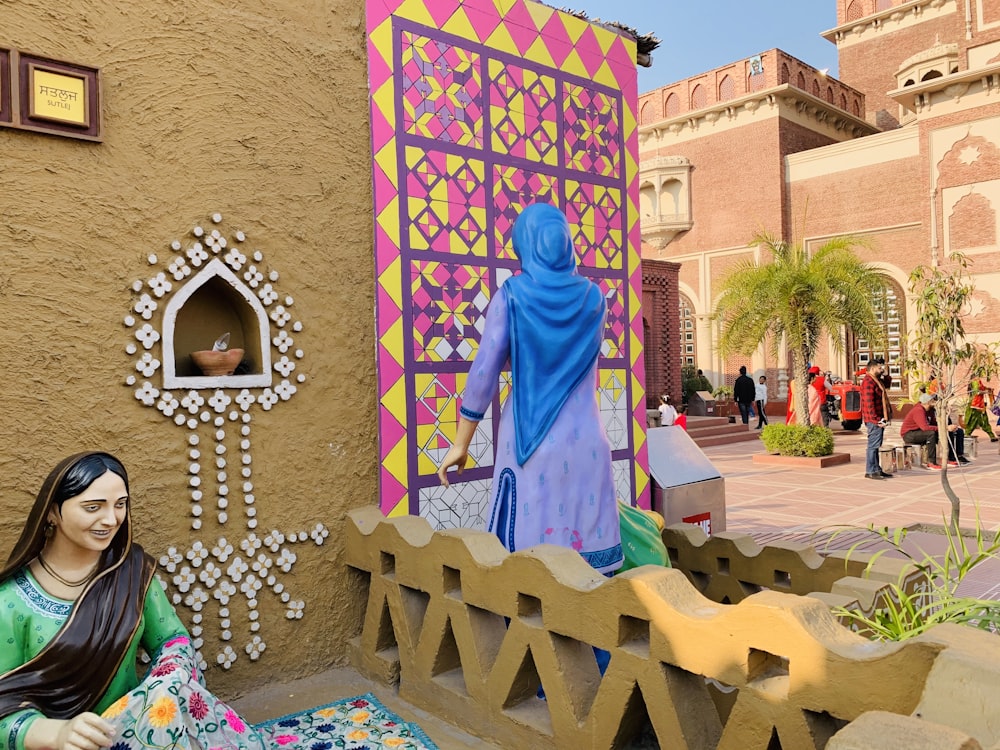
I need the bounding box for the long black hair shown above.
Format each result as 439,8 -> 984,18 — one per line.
0,452 -> 155,721
52,453 -> 129,510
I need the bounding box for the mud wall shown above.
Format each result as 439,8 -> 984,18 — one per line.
1,0 -> 373,696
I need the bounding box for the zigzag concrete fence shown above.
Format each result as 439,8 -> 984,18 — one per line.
345,508 -> 1000,749
660,525 -> 925,626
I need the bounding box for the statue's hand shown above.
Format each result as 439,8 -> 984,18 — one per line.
55,714 -> 116,750
437,446 -> 469,487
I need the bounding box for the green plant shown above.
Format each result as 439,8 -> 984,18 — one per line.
759,424 -> 833,456
681,364 -> 699,405
830,518 -> 1000,641
714,230 -> 888,427
711,385 -> 733,400
904,253 -> 1000,532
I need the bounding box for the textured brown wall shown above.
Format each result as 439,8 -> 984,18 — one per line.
0,0 -> 373,696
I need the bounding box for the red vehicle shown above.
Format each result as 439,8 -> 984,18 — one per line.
826,374 -> 863,431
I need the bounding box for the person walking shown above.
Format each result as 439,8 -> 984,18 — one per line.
754,375 -> 768,429
965,377 -> 998,442
733,366 -> 756,426
860,357 -> 894,480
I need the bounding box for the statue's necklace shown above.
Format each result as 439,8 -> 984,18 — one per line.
37,553 -> 97,587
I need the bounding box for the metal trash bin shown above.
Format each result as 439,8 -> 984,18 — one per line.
686,390 -> 716,417
647,425 -> 727,534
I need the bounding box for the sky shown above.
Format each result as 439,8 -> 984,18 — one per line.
574,0 -> 841,94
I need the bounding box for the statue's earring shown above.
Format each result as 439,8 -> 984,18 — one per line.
44,521 -> 55,539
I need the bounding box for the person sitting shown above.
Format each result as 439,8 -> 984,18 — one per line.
658,394 -> 677,426
928,398 -> 971,465
0,452 -> 264,750
900,394 -> 942,469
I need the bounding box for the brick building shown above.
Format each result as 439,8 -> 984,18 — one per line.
638,0 -> 1000,404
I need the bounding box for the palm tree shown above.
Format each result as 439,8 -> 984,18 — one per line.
714,231 -> 889,425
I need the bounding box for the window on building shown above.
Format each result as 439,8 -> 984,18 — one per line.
848,279 -> 907,393
846,1 -> 864,22
640,101 -> 653,125
665,92 -> 680,117
797,71 -> 806,90
780,63 -> 790,84
719,74 -> 735,101
812,79 -> 821,97
679,294 -> 696,366
691,84 -> 706,110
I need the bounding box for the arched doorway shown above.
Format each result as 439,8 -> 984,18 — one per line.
847,278 -> 907,394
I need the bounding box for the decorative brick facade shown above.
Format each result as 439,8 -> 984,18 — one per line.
639,1 -> 1000,398
641,259 -> 681,407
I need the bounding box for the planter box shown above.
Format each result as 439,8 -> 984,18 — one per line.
752,452 -> 851,467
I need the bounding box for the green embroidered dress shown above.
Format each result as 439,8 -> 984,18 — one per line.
0,568 -> 263,750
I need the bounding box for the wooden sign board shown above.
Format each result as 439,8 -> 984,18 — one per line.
0,49 -> 101,141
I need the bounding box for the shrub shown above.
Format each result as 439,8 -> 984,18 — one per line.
759,424 -> 834,457
830,518 -> 1000,640
681,364 -> 700,404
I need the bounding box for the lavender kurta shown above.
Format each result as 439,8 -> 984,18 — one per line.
460,287 -> 623,574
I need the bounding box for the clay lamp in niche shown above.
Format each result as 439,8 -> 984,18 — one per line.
191,332 -> 244,376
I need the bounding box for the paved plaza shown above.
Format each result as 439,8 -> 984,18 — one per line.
706,423 -> 1000,601
712,424 -> 1000,533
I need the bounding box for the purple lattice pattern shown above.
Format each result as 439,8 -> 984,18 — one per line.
493,166 -> 560,260
489,60 -> 558,164
566,181 -> 623,270
411,260 -> 491,362
563,83 -> 620,177
596,277 -> 626,359
401,31 -> 483,147
406,148 -> 488,255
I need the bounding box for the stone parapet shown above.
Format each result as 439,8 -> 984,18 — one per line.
345,508 -> 1000,748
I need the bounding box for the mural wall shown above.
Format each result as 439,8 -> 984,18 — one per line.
367,0 -> 649,524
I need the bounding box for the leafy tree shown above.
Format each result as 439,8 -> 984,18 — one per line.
714,231 -> 888,425
905,253 -> 999,532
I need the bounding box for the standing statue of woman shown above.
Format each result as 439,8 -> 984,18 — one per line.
437,203 -> 623,575
0,452 -> 264,750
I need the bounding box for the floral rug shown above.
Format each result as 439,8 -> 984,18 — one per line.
254,693 -> 439,750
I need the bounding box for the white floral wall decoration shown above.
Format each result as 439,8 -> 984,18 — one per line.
124,213 -> 327,671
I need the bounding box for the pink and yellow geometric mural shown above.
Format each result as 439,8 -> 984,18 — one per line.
368,0 -> 649,525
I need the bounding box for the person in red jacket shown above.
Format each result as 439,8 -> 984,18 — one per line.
900,393 -> 942,469
860,357 -> 893,480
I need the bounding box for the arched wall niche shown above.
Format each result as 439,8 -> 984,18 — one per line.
162,258 -> 273,389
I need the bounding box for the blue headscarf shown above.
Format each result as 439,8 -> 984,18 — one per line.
503,203 -> 606,465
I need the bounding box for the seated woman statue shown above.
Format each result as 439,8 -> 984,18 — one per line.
437,203 -> 623,575
0,452 -> 264,750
